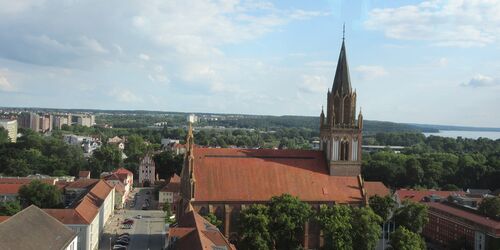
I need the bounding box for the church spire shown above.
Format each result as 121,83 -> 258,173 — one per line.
332,26 -> 352,97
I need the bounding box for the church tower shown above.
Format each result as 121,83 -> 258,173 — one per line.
320,32 -> 363,176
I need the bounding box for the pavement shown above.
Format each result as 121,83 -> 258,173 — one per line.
99,187 -> 167,250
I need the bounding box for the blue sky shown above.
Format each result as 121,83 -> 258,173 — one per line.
0,0 -> 499,127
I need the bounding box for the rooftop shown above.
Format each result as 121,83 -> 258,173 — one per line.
365,181 -> 390,198
191,147 -> 363,203
395,189 -> 465,203
0,205 -> 77,250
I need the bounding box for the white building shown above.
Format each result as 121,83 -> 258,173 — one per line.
159,174 -> 181,213
0,119 -> 18,143
139,154 -> 156,186
45,180 -> 115,250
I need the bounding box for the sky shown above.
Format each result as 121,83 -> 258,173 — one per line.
0,0 -> 499,127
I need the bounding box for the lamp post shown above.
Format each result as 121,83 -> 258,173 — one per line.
109,236 -> 112,250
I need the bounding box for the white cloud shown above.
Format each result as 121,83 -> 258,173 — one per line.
437,57 -> 448,67
0,73 -> 15,92
0,0 -> 45,14
139,53 -> 150,61
461,74 -> 500,87
110,88 -> 142,103
299,75 -> 327,94
365,0 -> 500,47
354,65 -> 388,80
79,36 -> 108,53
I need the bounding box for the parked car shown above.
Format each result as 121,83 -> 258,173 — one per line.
119,233 -> 130,237
113,244 -> 127,250
117,237 -> 130,242
115,240 -> 129,246
121,224 -> 132,229
146,191 -> 150,194
123,219 -> 134,224
136,215 -> 142,219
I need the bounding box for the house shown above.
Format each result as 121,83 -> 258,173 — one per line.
0,177 -> 59,202
78,170 -> 91,179
394,189 -> 465,204
45,180 -> 115,250
107,136 -> 126,150
167,209 -> 236,250
159,174 -> 181,213
0,205 -> 78,250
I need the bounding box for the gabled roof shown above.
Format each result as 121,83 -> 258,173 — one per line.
46,180 -> 113,225
104,173 -> 121,181
332,40 -> 351,97
191,148 -> 363,203
170,174 -> 181,184
0,183 -> 24,194
161,182 -> 180,193
169,210 -> 236,250
114,167 -> 133,176
395,189 -> 465,203
65,178 -> 99,189
365,181 -> 390,198
0,205 -> 77,250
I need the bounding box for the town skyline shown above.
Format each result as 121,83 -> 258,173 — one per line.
1,0 -> 499,127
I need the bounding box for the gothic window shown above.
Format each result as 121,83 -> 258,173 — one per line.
343,96 -> 351,124
340,139 -> 349,161
334,95 -> 341,124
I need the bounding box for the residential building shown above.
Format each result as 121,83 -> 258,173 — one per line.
178,38 -> 368,248
39,114 -> 53,132
18,112 -> 40,131
167,209 -> 236,250
0,205 -> 78,250
103,168 -> 133,208
0,119 -> 17,142
107,136 -> 125,150
0,177 -> 59,202
45,179 -> 115,250
159,174 -> 181,213
53,115 -> 72,129
424,201 -> 500,250
74,114 -> 94,127
139,154 -> 156,186
78,170 -> 91,179
395,189 -> 465,204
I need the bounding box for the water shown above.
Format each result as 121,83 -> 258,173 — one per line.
423,130 -> 500,140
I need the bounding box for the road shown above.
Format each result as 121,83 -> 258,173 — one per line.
99,188 -> 166,250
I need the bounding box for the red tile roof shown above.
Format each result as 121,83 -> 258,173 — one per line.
0,216 -> 10,223
114,167 -> 133,176
0,183 -> 24,194
104,173 -> 121,181
0,178 -> 55,185
365,181 -> 390,198
168,210 -> 236,250
191,148 -> 363,203
45,180 -> 113,225
427,202 -> 500,236
170,174 -> 181,184
395,189 -> 465,203
65,179 -> 99,189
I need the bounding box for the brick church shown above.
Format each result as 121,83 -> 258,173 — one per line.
179,38 -> 372,248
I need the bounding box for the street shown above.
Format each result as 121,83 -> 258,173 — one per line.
99,188 -> 166,250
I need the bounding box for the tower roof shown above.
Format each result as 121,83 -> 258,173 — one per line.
332,40 -> 352,96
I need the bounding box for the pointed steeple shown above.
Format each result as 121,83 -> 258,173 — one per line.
332,28 -> 352,97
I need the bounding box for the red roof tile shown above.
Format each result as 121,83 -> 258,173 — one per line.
170,174 -> 181,184
44,209 -> 88,224
65,179 -> 99,189
0,184 -> 24,194
395,189 -> 465,203
0,216 -> 10,223
161,182 -> 180,193
192,148 -> 363,203
365,181 -> 390,198
0,178 -> 55,185
169,210 -> 236,250
114,167 -> 133,176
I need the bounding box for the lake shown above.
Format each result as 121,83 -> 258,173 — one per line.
424,130 -> 500,140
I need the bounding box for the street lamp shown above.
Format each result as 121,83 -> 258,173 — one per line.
109,236 -> 112,250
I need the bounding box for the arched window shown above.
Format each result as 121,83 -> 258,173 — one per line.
340,139 -> 349,161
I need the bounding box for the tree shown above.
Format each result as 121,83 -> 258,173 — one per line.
394,200 -> 428,233
18,180 -> 63,208
315,204 -> 353,250
369,195 -> 396,222
389,226 -> 426,250
154,151 -> 184,180
0,127 -> 9,144
89,144 -> 123,176
0,200 -> 21,215
163,203 -> 174,223
478,197 -> 500,220
238,204 -> 272,250
203,213 -> 223,230
268,194 -> 313,250
125,135 -> 147,162
351,207 -> 383,250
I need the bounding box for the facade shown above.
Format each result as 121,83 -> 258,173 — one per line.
74,115 -> 94,127
39,114 -> 53,132
159,174 -> 181,213
18,112 -> 40,131
53,115 -> 72,129
0,119 -> 17,142
0,205 -> 78,250
319,39 -> 363,176
139,154 -> 156,186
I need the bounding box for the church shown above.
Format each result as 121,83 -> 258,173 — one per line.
179,38 -> 374,248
